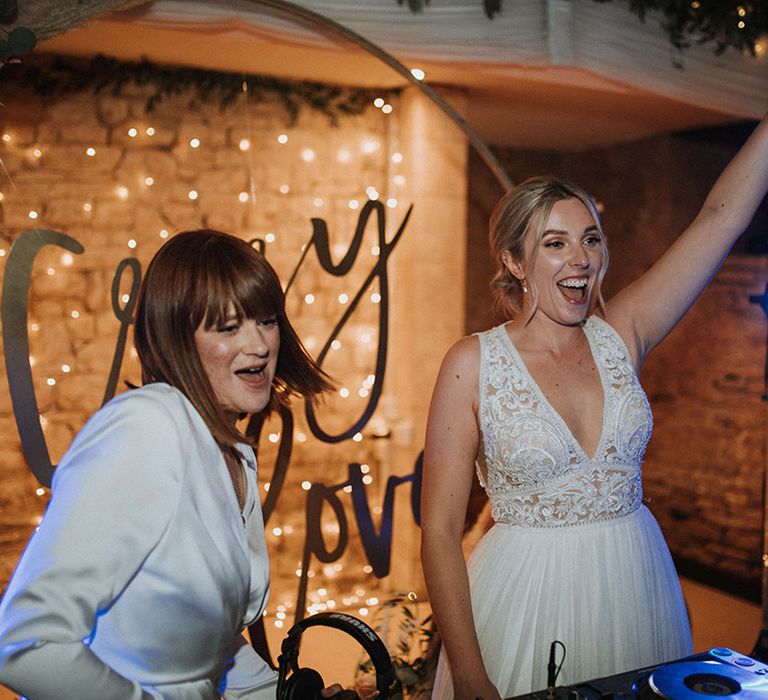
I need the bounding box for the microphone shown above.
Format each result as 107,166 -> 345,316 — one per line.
547,641 -> 557,697
547,640 -> 565,699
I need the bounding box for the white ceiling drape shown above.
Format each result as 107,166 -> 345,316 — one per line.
108,0 -> 767,119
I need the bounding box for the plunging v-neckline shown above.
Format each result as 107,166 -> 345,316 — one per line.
499,319 -> 608,461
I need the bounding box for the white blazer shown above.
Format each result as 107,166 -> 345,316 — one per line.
0,383 -> 277,699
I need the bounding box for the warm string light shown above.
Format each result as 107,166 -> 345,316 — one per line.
7,105 -> 404,600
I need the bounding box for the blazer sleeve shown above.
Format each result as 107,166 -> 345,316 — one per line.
221,634 -> 278,699
0,391 -> 184,700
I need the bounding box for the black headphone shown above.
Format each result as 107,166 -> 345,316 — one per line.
276,611 -> 400,699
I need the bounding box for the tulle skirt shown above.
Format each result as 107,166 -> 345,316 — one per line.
431,506 -> 692,699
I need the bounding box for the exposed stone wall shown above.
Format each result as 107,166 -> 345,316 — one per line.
467,125 -> 768,598
0,73 -> 419,624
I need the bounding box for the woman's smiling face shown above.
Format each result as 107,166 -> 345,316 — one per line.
509,197 -> 605,326
194,305 -> 281,421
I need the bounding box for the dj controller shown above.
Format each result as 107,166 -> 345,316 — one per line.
509,648 -> 768,699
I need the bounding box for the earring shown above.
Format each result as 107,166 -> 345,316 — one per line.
522,279 -> 528,294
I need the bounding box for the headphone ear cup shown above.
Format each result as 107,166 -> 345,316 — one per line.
282,667 -> 325,700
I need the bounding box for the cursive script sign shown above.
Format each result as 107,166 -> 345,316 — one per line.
2,200 -> 422,638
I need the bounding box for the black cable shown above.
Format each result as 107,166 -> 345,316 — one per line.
546,640 -> 566,699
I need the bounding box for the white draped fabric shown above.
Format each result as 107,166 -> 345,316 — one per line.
114,0 -> 767,119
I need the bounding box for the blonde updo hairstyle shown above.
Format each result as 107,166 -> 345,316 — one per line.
489,176 -> 609,321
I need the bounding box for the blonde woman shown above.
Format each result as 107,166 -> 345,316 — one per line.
422,114 -> 768,699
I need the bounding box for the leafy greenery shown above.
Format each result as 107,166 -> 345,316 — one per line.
398,0 -> 501,19
1,54 -> 386,124
356,593 -> 435,698
398,0 -> 768,55
596,0 -> 768,55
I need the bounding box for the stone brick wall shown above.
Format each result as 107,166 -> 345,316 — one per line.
0,74 -> 466,644
467,124 -> 768,599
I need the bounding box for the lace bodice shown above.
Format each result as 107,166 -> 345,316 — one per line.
476,316 -> 652,527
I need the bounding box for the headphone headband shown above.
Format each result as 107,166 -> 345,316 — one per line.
277,612 -> 398,699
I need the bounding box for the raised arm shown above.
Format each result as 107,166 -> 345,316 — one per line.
607,113 -> 768,364
420,337 -> 501,700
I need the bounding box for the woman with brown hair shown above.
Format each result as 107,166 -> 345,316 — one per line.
421,113 -> 768,699
0,230 -> 332,699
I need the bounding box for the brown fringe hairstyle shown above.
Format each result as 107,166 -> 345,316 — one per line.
134,229 -> 333,450
489,176 -> 609,322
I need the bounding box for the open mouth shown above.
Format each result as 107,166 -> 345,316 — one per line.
556,277 -> 588,303
235,366 -> 268,383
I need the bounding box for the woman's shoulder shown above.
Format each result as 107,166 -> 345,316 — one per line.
106,382 -> 189,413
588,312 -> 629,338
433,334 -> 483,397
443,333 -> 481,367
443,322 -> 515,369
90,383 -> 205,438
54,385 -> 200,491
586,313 -> 640,369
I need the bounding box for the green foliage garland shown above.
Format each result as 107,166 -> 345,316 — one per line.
1,54 -> 387,124
398,0 -> 768,55
594,0 -> 767,55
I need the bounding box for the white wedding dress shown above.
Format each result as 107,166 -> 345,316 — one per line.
431,316 -> 692,699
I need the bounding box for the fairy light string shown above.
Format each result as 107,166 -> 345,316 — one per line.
0,68 -> 421,635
